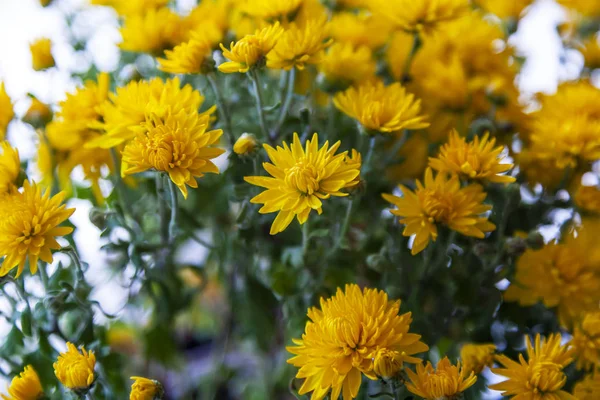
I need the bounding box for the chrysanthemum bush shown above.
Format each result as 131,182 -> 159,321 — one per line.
2,0 -> 600,399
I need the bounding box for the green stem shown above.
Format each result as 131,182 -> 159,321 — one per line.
207,72 -> 234,147
364,136 -> 377,173
272,68 -> 296,143
38,261 -> 49,291
85,391 -> 96,400
109,148 -> 140,236
156,174 -> 169,244
327,198 -> 355,258
302,221 -> 310,264
401,33 -> 422,83
63,247 -> 85,283
248,69 -> 270,139
167,177 -> 179,244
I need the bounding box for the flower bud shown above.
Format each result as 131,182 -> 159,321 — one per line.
233,133 -> 258,155
130,376 -> 164,400
53,342 -> 96,390
373,349 -> 403,378
30,38 -> 55,71
23,97 -> 52,128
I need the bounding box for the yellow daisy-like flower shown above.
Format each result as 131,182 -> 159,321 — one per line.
460,343 -> 496,375
571,312 -> 600,371
386,134 -> 430,181
88,77 -> 216,149
30,38 -> 55,71
556,0 -> 600,17
319,43 -> 376,87
0,82 -> 14,140
573,374 -> 600,400
40,0 -> 53,6
329,12 -> 391,50
241,0 -> 303,20
575,185 -> 600,214
122,110 -> 225,199
580,37 -> 600,70
54,343 -> 96,390
1,365 -> 44,400
157,33 -> 214,75
429,130 -> 515,184
91,0 -> 168,16
0,141 -> 21,194
383,168 -> 495,255
219,23 -> 284,73
334,80 -> 429,134
287,284 -> 429,400
130,376 -> 163,400
244,133 -> 361,235
476,0 -> 534,19
406,357 -> 477,400
490,334 -> 576,400
369,0 -> 470,34
386,30 -> 415,81
0,181 -> 74,278
119,7 -> 183,54
266,19 -> 332,71
233,133 -> 258,155
23,97 -> 52,128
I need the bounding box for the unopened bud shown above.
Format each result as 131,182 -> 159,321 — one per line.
373,349 -> 403,378
233,133 -> 258,155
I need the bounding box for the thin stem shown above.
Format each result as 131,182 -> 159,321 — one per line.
248,69 -> 270,139
364,136 -> 377,172
167,177 -> 179,244
272,68 -> 296,143
85,391 -> 96,400
156,174 -> 169,244
302,221 -> 310,264
327,198 -> 355,258
189,231 -> 215,249
63,247 -> 85,283
401,32 -> 422,83
109,148 -> 140,236
207,72 -> 234,147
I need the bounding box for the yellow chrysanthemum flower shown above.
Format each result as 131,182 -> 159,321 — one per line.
319,43 -> 376,87
244,133 -> 361,234
0,181 -> 74,278
573,374 -> 600,400
476,0 -> 533,19
556,0 -> 600,17
233,133 -> 258,155
88,77 -> 216,149
329,12 -> 391,50
460,343 -> 496,375
406,357 -> 477,400
157,33 -> 214,75
30,38 -> 55,71
1,365 -> 44,400
183,0 -> 230,38
23,97 -> 52,128
580,37 -> 600,70
490,334 -> 575,400
241,0 -> 303,20
219,23 -> 284,73
54,343 -> 96,390
571,312 -> 600,371
122,110 -> 225,198
386,31 -> 415,81
386,134 -> 430,181
130,376 -> 163,400
368,0 -> 470,34
119,7 -> 183,54
91,0 -> 168,16
266,19 -> 332,70
429,130 -> 515,184
575,185 -> 600,214
334,81 -> 429,134
0,142 -> 21,194
383,168 -> 496,255
287,284 -> 429,400
0,82 -> 14,140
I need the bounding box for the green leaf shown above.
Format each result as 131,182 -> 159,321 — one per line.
21,307 -> 32,337
4,326 -> 24,354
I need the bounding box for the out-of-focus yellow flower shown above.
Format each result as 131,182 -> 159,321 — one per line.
241,0 -> 303,21
130,377 -> 163,400
413,55 -> 470,110
460,343 -> 496,375
88,77 -> 216,149
158,33 -> 214,75
574,374 -> 600,400
580,37 -> 600,70
318,43 -> 376,87
329,12 -> 391,49
517,149 -> 566,190
335,0 -> 366,8
119,7 -> 182,54
122,110 -> 224,199
571,312 -> 600,371
476,0 -> 533,19
369,0 -> 470,34
575,185 -> 600,214
334,80 -> 429,134
266,19 -> 332,70
244,133 -> 361,234
287,284 -> 429,400
386,134 -> 430,181
0,142 -> 20,194
429,130 -> 515,184
383,168 -> 495,255
54,343 -> 96,390
0,82 -> 14,140
386,31 -> 415,81
1,365 -> 44,400
184,0 -> 230,38
40,0 -> 53,6
23,97 -> 52,128
557,0 -> 600,17
0,181 -> 74,278
30,38 -> 55,71
219,23 -> 284,73
233,133 -> 258,155
490,334 -> 575,400
107,324 -> 138,355
91,0 -> 168,16
406,357 -> 477,400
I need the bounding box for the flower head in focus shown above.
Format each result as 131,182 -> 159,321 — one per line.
319,43 -> 376,88
233,133 -> 258,155
122,110 -> 224,198
0,181 -> 74,278
334,81 -> 429,134
53,342 -> 96,390
383,168 -> 495,255
244,133 -> 361,234
130,376 -> 163,400
429,130 -> 515,184
574,374 -> 600,400
460,343 -> 496,375
490,334 -> 575,400
571,311 -> 600,371
0,82 -> 14,139
0,142 -> 21,194
30,38 -> 55,71
406,357 -> 477,400
219,22 -> 284,73
287,284 -> 428,400
1,365 -> 43,400
119,8 -> 183,54
158,33 -> 214,75
266,19 -> 332,71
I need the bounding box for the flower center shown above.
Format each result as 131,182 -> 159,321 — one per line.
145,129 -> 194,172
286,158 -> 320,195
420,189 -> 457,223
528,362 -> 566,394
